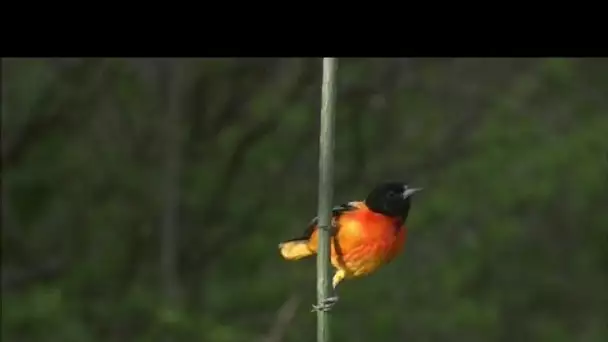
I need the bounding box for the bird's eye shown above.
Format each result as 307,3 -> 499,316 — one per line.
388,191 -> 399,198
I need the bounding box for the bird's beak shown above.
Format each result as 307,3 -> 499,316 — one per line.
402,187 -> 423,199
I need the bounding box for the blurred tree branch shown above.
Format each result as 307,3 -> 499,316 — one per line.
197,121 -> 315,262
183,59 -> 284,162
1,258 -> 64,292
262,294 -> 301,342
169,58 -> 319,308
2,59 -> 109,169
157,58 -> 183,312
197,59 -> 315,224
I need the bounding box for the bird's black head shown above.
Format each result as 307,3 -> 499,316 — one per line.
364,181 -> 422,220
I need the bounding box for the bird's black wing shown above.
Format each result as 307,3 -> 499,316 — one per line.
297,202 -> 360,240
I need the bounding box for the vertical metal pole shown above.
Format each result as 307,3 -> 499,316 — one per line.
317,57 -> 337,342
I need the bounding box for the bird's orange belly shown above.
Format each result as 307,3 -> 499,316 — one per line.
330,239 -> 399,278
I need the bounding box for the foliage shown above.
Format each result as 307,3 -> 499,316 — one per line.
2,57 -> 607,342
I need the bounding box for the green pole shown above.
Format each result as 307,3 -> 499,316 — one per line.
317,57 -> 337,342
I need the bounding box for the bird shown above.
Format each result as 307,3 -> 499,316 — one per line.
278,181 -> 422,311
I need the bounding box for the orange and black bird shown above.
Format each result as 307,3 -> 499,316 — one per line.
278,181 -> 422,311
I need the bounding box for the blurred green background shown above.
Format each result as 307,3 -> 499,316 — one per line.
2,57 -> 607,342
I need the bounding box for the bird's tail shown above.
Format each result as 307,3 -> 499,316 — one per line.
278,238 -> 314,260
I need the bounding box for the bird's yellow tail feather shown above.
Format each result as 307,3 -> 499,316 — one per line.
279,240 -> 314,260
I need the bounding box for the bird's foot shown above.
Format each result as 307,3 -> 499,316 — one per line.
311,296 -> 339,312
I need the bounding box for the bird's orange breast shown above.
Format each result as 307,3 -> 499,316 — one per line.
307,203 -> 407,277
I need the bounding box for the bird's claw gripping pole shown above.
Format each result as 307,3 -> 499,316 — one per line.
311,296 -> 339,312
